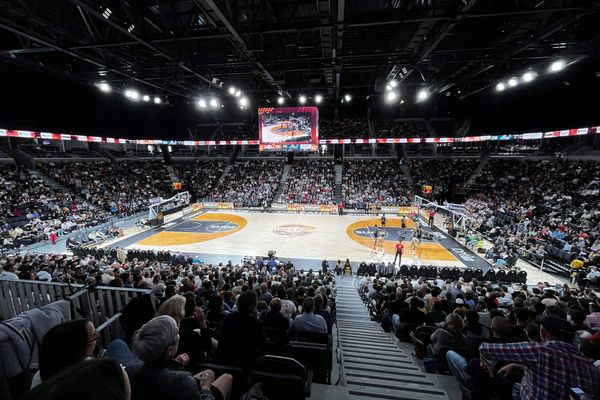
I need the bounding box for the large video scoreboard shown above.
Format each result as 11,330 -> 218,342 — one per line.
258,106 -> 319,152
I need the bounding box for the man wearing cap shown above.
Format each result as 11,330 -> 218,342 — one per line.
478,315 -> 599,400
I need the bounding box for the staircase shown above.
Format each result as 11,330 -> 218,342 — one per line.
400,164 -> 414,187
335,279 -> 450,400
218,165 -> 234,183
467,153 -> 491,184
165,164 -> 179,182
334,164 -> 343,203
273,164 -> 293,201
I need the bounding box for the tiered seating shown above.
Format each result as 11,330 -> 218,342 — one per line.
40,160 -> 172,215
0,164 -> 106,249
278,160 -> 335,204
342,159 -> 411,208
209,160 -> 284,207
409,158 -> 478,198
20,144 -> 101,158
174,160 -> 226,201
374,119 -> 428,138
467,158 -> 600,273
319,117 -> 369,139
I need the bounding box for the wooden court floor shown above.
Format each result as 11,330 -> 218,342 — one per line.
127,211 -> 466,267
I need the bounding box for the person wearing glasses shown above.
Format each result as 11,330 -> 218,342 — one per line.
32,319 -> 99,387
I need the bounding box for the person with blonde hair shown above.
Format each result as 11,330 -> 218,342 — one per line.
156,295 -> 186,325
429,313 -> 469,356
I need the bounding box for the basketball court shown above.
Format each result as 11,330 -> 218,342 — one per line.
109,210 -> 492,270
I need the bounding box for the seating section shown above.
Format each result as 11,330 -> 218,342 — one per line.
374,119 -> 429,138
209,160 -> 284,207
213,124 -> 258,141
342,160 -> 411,208
21,144 -> 101,158
466,158 -> 600,272
174,160 -> 227,201
40,160 -> 173,215
409,158 -> 478,198
319,117 -> 369,139
108,148 -> 162,158
278,160 -> 335,204
0,164 -> 107,249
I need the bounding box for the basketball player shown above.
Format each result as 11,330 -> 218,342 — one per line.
411,234 -> 420,259
372,224 -> 380,250
401,215 -> 406,229
380,214 -> 386,228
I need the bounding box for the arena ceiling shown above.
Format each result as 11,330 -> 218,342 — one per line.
1,0 -> 600,108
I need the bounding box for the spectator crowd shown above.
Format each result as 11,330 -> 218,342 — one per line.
278,160 -> 335,204
342,160 -> 412,209
361,272 -> 600,400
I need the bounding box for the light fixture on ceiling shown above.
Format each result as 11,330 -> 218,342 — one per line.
299,95 -> 307,104
97,82 -> 111,93
416,89 -> 430,102
549,59 -> 566,73
314,94 -> 323,104
522,71 -> 537,82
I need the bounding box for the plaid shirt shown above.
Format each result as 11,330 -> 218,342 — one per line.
480,340 -> 600,400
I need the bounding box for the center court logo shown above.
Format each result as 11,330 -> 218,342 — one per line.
273,224 -> 315,237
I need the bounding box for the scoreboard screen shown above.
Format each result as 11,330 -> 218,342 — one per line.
258,106 -> 319,151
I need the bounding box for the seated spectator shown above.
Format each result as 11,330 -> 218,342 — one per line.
429,313 -> 469,356
313,294 -> 333,334
464,310 -> 491,342
392,296 -> 426,333
128,315 -> 232,400
585,303 -> 600,329
215,291 -> 267,372
291,296 -> 328,335
479,315 -> 600,399
155,295 -> 186,326
32,319 -> 98,387
206,295 -> 228,324
261,298 -> 290,332
23,358 -> 130,400
425,301 -> 446,326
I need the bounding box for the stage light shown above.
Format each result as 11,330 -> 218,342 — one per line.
142,95 -> 150,102
417,89 -> 430,102
385,85 -> 392,92
277,96 -> 285,105
386,91 -> 397,102
234,90 -> 242,97
522,71 -> 536,82
390,79 -> 398,88
198,99 -> 207,108
97,82 -> 111,93
209,98 -> 218,108
299,95 -> 307,104
549,59 -> 565,73
239,97 -> 248,107
314,94 -> 323,104
400,99 -> 404,104
125,90 -> 139,101
496,82 -> 506,92
344,94 -> 352,102
228,86 -> 236,95
153,97 -> 161,104
507,77 -> 518,87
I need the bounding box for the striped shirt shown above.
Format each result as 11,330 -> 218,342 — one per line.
480,340 -> 599,400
